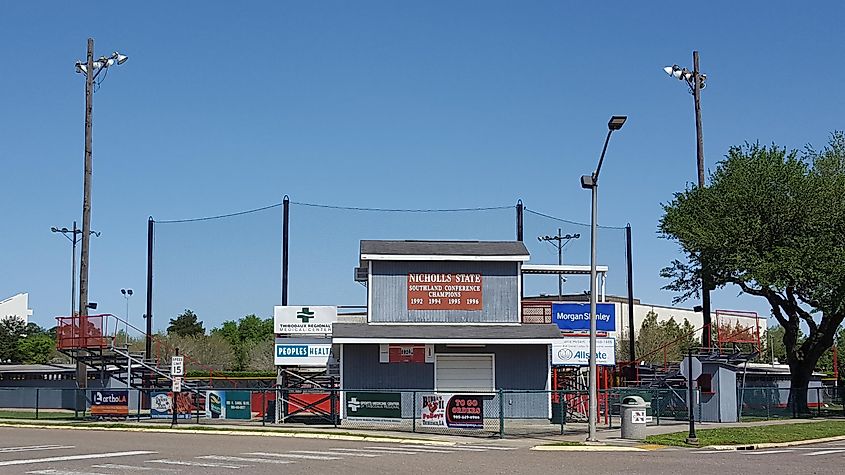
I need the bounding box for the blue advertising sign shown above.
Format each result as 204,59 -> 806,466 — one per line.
552,303 -> 616,331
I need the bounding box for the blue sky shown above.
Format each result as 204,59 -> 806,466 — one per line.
1,1 -> 843,332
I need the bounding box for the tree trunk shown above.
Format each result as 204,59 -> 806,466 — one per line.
788,361 -> 813,415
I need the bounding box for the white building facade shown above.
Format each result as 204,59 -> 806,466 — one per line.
0,293 -> 33,324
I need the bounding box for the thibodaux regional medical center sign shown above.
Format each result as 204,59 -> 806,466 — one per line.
274,306 -> 337,334
552,303 -> 616,332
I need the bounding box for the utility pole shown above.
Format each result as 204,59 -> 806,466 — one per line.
538,229 -> 580,300
664,51 -> 710,349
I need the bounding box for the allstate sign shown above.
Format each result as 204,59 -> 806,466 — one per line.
552,303 -> 616,331
552,337 -> 616,366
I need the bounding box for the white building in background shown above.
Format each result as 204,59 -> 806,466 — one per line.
0,293 -> 33,324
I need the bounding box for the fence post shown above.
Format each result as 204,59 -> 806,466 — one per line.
35,389 -> 40,420
559,390 -> 565,435
412,391 -> 416,433
498,389 -> 504,439
195,391 -> 200,424
262,390 -> 267,427
766,388 -> 770,421
137,389 -> 142,421
817,387 -> 821,418
655,390 -> 660,426
331,388 -> 338,428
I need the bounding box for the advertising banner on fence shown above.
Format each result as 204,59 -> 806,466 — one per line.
420,394 -> 484,429
224,391 -> 252,420
206,390 -> 225,419
274,306 -> 337,334
407,273 -> 483,310
90,390 -> 128,417
345,392 -> 402,424
552,303 -> 616,331
551,337 -> 616,366
150,391 -> 192,419
274,338 -> 333,366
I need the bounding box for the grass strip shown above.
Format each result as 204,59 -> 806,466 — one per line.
645,420 -> 845,447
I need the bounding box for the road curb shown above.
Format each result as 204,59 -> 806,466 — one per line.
531,445 -> 647,452
706,435 -> 845,451
0,422 -> 455,446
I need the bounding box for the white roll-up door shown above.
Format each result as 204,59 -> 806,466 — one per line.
435,354 -> 495,392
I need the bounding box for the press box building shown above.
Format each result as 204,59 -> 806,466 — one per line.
336,240 -> 562,420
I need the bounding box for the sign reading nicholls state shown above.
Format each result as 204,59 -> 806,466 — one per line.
274,306 -> 337,334
407,273 -> 482,310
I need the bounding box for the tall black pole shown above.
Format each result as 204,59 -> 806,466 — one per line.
693,50 -> 712,350
516,199 -> 524,300
145,217 -> 154,362
282,196 -> 290,306
557,228 -> 563,300
71,221 -> 78,318
76,37 -> 95,390
626,224 -> 635,362
686,348 -> 698,444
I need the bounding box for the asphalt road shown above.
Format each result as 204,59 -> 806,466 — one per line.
0,427 -> 843,474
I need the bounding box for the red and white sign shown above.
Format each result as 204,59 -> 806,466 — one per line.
379,344 -> 434,363
407,273 -> 483,310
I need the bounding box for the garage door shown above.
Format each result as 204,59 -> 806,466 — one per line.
435,354 -> 494,392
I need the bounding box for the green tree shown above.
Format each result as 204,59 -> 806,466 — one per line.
660,134 -> 845,412
167,309 -> 205,337
0,317 -> 27,363
211,314 -> 273,370
17,334 -> 55,364
630,311 -> 699,365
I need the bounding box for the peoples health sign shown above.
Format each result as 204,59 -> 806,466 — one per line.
552,337 -> 616,366
552,303 -> 616,331
274,338 -> 332,366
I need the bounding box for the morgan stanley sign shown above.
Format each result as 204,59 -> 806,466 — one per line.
552,303 -> 616,332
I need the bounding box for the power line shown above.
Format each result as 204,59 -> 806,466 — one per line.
157,202 -> 284,224
524,208 -> 626,230
291,201 -> 513,213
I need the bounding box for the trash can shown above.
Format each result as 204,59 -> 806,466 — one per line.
620,395 -> 650,440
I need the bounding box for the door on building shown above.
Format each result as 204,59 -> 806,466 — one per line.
434,354 -> 495,392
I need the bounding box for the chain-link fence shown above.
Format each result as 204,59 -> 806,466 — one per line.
3,386 -> 842,437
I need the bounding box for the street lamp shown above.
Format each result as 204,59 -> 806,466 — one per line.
581,115 -> 627,442
74,38 -> 128,390
663,51 -> 711,349
51,222 -> 100,318
120,288 -> 133,345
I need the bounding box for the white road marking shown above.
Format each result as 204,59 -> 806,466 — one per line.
245,451 -> 341,461
457,445 -> 517,450
748,450 -> 793,455
197,455 -> 292,464
92,463 -> 179,472
0,451 -> 156,467
365,446 -> 454,454
148,459 -> 244,468
328,447 -> 435,455
806,449 -> 845,456
397,444 -> 488,452
290,450 -> 382,458
27,470 -> 108,475
0,446 -> 75,453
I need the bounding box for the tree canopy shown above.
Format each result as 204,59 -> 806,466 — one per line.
0,318 -> 56,364
660,133 -> 845,410
167,309 -> 205,337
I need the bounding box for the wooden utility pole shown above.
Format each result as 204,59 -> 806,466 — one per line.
77,37 -> 95,389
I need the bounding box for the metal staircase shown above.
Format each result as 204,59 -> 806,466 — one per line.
55,314 -> 206,395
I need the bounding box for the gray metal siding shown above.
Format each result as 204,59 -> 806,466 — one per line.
343,344 -> 549,419
370,261 -> 519,323
343,344 -> 434,391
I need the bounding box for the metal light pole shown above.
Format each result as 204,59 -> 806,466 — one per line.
74,39 -> 128,389
664,51 -> 710,348
538,229 -> 580,300
581,115 -> 627,441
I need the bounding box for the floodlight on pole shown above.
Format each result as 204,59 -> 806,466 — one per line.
582,114 -> 627,442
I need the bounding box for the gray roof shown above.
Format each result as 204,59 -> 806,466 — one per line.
0,364 -> 76,374
332,322 -> 561,341
360,240 -> 530,259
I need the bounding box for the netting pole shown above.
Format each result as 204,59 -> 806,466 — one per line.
282,195 -> 290,306
626,224 -> 635,363
144,217 -> 154,409
516,200 -> 523,300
